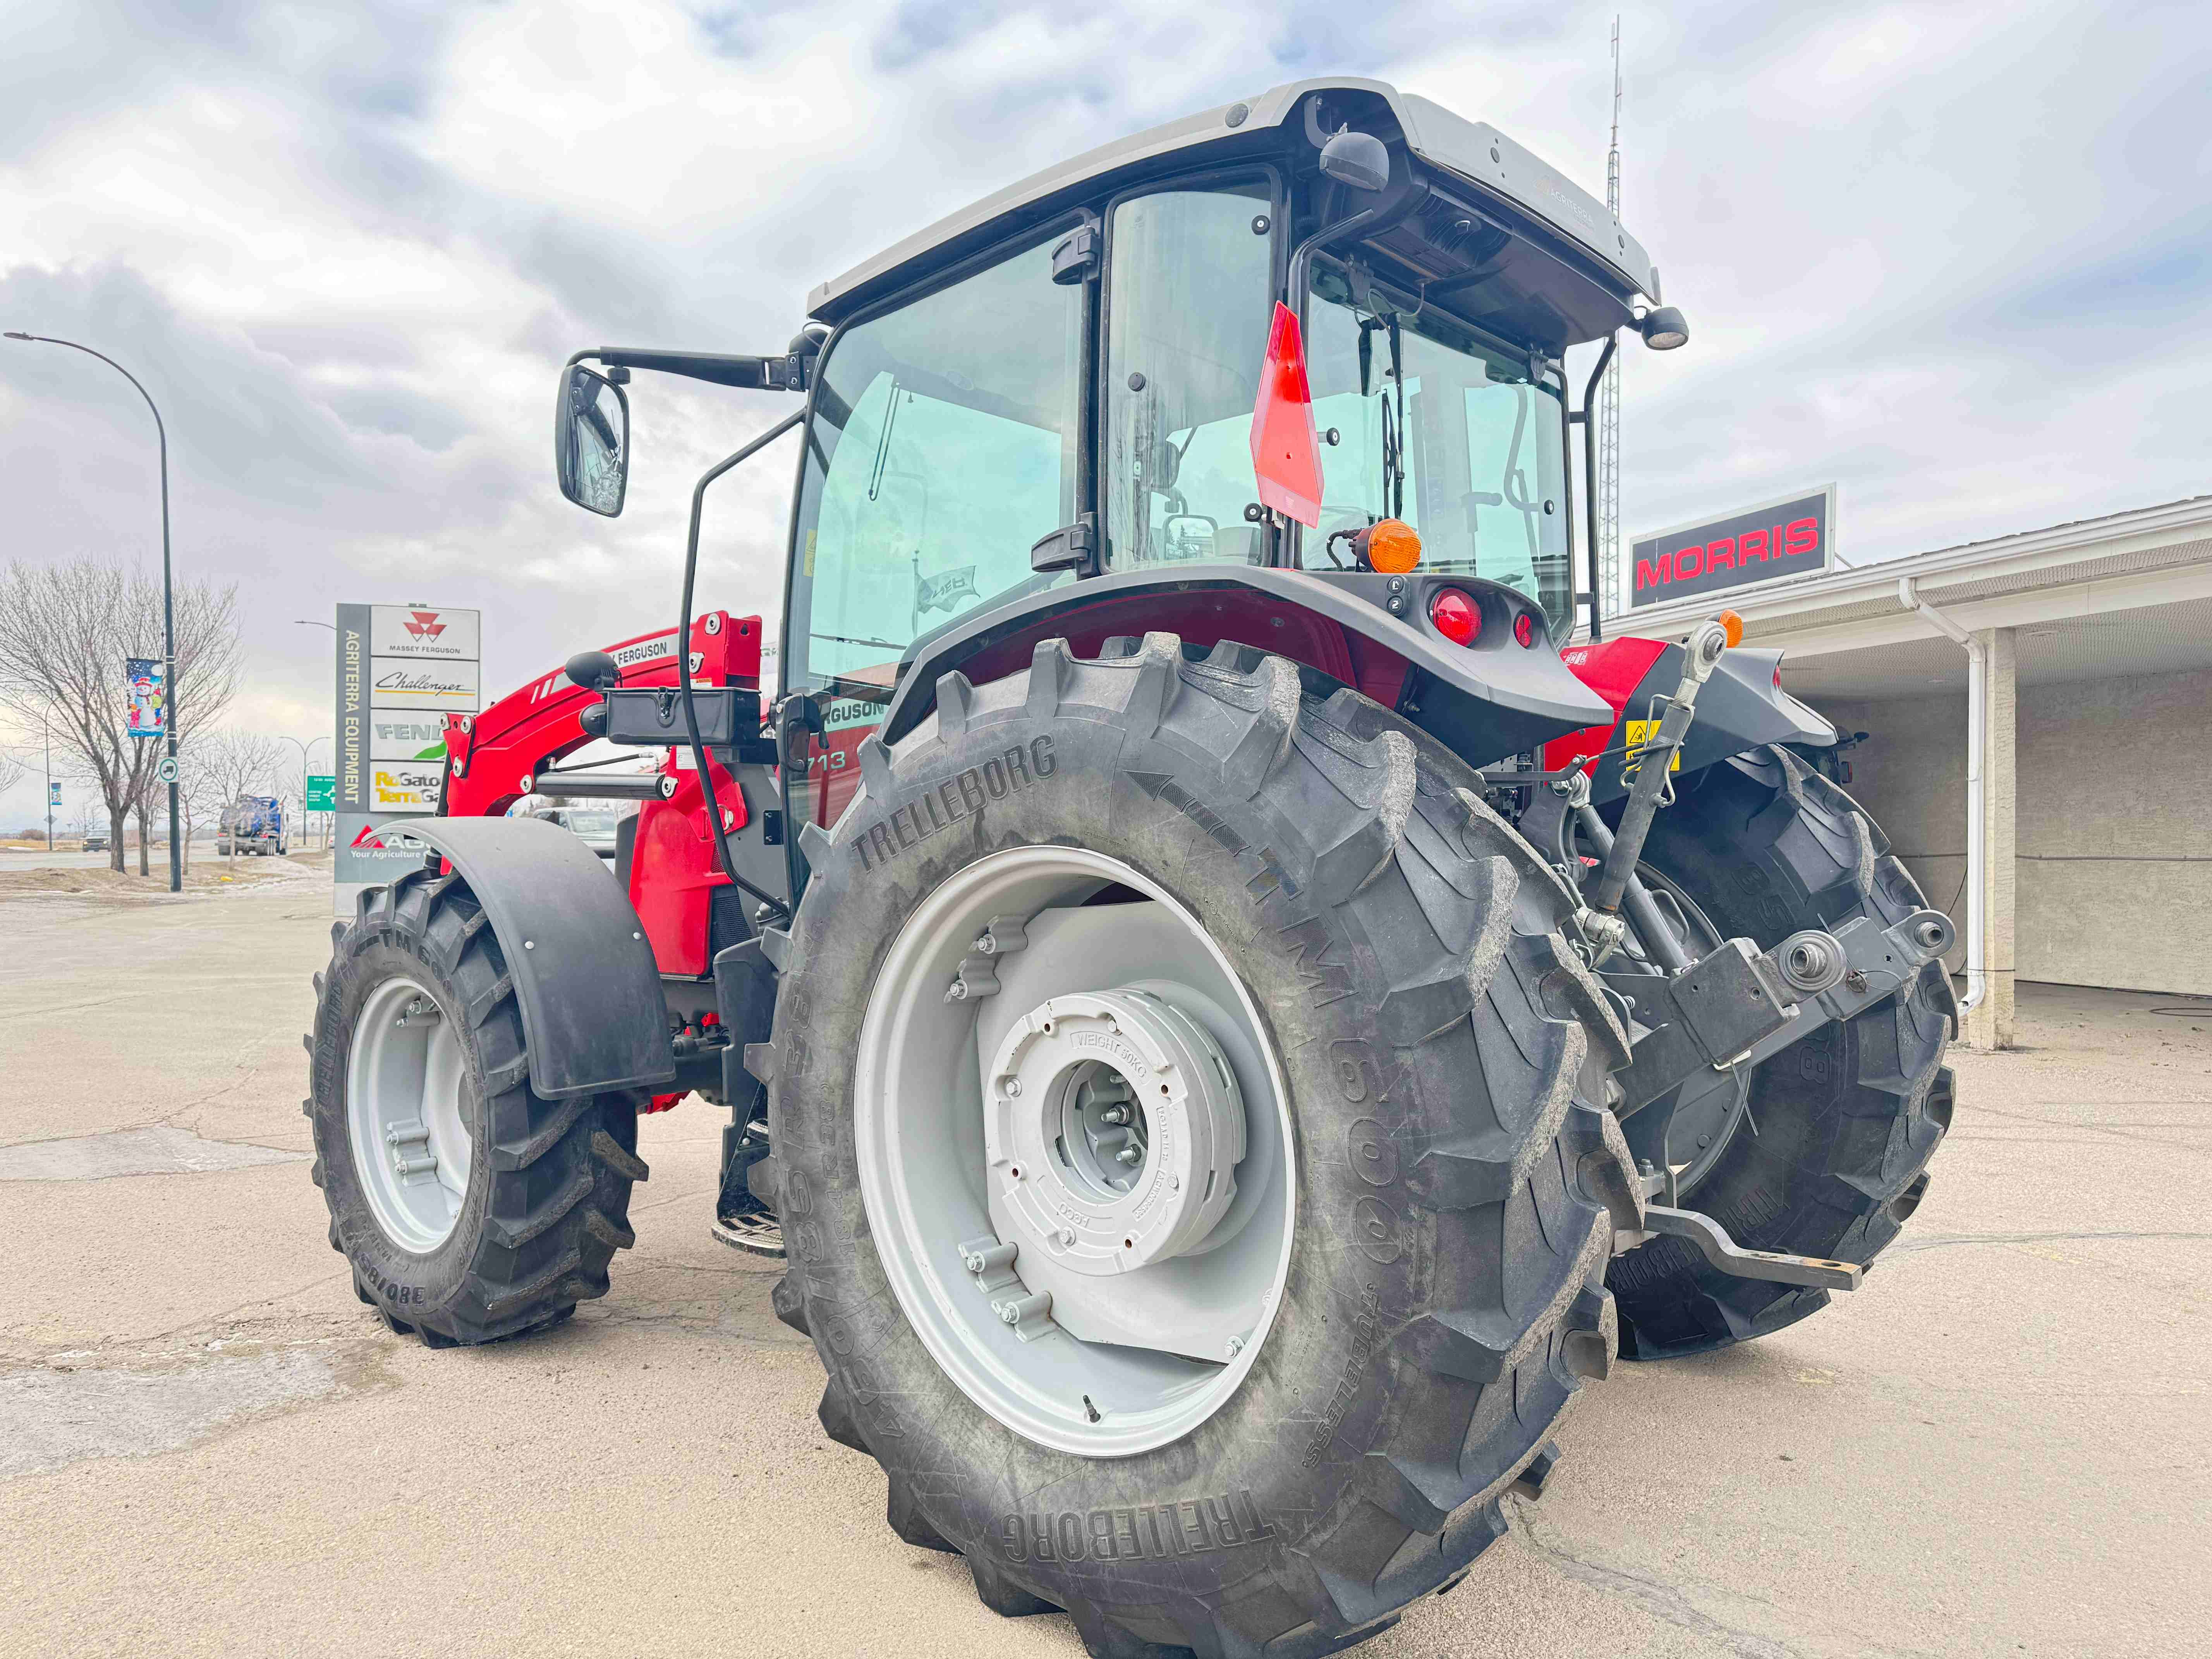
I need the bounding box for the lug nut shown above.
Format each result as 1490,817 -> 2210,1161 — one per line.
1116,1146 -> 1142,1166
1101,1106 -> 1128,1125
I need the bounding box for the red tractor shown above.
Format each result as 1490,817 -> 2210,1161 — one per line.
307,78 -> 1955,1657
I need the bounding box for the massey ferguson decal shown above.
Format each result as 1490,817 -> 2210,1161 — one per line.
1630,486 -> 1833,607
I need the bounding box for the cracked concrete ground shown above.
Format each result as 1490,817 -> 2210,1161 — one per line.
2,871 -> 2204,1658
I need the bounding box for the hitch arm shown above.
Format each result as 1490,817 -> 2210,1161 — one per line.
1587,616 -> 1730,921
1642,1204 -> 1863,1292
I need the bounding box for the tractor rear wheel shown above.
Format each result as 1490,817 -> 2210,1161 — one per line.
307,866 -> 646,1346
1604,744 -> 1957,1359
767,635 -> 1640,1658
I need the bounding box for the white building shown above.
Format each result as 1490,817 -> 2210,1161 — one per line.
1620,495 -> 2212,1046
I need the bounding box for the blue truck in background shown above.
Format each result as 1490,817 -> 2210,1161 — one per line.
217,795 -> 287,858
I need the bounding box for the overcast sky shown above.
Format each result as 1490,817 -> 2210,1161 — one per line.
2,0 -> 2205,825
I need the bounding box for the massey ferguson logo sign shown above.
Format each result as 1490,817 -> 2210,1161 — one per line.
369,604 -> 480,661
1630,486 -> 1834,608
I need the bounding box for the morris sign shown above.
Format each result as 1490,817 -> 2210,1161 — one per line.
1630,486 -> 1834,608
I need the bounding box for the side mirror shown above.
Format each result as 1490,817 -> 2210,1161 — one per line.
1161,513 -> 1218,560
555,363 -> 630,515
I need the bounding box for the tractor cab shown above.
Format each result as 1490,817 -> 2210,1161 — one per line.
782,79 -> 1673,695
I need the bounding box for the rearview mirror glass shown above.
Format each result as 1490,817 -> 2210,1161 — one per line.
555,363 -> 629,516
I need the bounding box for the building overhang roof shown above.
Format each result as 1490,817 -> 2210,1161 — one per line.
1612,495 -> 2212,699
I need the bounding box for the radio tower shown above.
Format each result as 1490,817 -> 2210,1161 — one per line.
1596,17 -> 1624,623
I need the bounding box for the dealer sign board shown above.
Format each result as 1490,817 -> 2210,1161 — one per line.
1630,486 -> 1834,608
334,602 -> 480,895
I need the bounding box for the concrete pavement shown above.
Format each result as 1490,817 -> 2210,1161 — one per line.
1,869 -> 2204,1657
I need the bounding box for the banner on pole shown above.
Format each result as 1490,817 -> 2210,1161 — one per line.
125,657 -> 167,738
49,781 -> 62,807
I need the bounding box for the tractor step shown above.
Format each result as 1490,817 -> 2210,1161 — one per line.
1640,1204 -> 1863,1292
709,1211 -> 785,1259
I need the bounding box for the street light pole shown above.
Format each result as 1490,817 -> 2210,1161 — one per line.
276,733 -> 332,853
5,331 -> 182,892
295,621 -> 339,851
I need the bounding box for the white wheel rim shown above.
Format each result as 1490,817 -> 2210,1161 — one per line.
346,974 -> 473,1252
853,847 -> 1295,1457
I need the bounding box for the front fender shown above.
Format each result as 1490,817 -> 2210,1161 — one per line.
397,816 -> 677,1097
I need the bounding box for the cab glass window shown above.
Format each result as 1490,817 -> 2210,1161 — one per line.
1104,179 -> 1275,568
1306,259 -> 1572,630
786,232 -> 1084,698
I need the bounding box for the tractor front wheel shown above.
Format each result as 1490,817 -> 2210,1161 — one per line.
768,635 -> 1640,1658
307,866 -> 646,1346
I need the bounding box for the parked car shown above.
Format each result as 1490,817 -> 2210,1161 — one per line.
217,795 -> 287,857
521,803 -> 629,858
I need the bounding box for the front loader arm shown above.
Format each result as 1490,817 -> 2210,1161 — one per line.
441,611 -> 763,821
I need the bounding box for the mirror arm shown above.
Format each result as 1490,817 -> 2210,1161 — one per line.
573,346 -> 809,393
677,410 -> 806,924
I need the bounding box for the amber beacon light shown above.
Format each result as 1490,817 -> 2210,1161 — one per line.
1362,519 -> 1422,574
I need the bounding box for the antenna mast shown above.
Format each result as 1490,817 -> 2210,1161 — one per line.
1597,16 -> 1624,625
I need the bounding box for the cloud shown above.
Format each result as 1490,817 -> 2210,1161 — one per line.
1,0 -> 2205,828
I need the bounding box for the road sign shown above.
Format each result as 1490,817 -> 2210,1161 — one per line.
306,774 -> 336,812
155,755 -> 180,785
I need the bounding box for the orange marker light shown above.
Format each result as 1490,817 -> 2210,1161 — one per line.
1363,519 -> 1422,574
1717,609 -> 1745,648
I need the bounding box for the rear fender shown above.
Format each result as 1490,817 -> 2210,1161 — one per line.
1546,639 -> 1834,806
398,816 -> 677,1097
876,565 -> 1614,767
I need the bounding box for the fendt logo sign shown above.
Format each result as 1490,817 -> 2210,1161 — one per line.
1630,486 -> 1835,608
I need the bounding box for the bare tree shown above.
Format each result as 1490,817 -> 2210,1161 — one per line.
0,557 -> 241,874
182,729 -> 283,858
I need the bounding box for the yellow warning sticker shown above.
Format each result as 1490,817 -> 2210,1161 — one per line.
1623,720 -> 1680,773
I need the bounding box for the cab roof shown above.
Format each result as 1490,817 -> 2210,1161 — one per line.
808,77 -> 1658,326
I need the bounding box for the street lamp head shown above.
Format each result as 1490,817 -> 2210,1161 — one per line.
4,332 -> 33,341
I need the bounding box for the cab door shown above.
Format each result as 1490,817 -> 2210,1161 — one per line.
1100,172 -> 1282,569
778,218 -> 1097,898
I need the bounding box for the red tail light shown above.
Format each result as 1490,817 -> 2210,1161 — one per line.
1513,612 -> 1536,648
1429,588 -> 1479,646
1249,302 -> 1323,527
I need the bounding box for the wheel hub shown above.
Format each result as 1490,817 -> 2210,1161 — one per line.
986,988 -> 1244,1277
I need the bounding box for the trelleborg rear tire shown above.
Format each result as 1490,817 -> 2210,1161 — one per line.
307,866 -> 646,1347
767,635 -> 1641,1658
1605,744 -> 1957,1359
